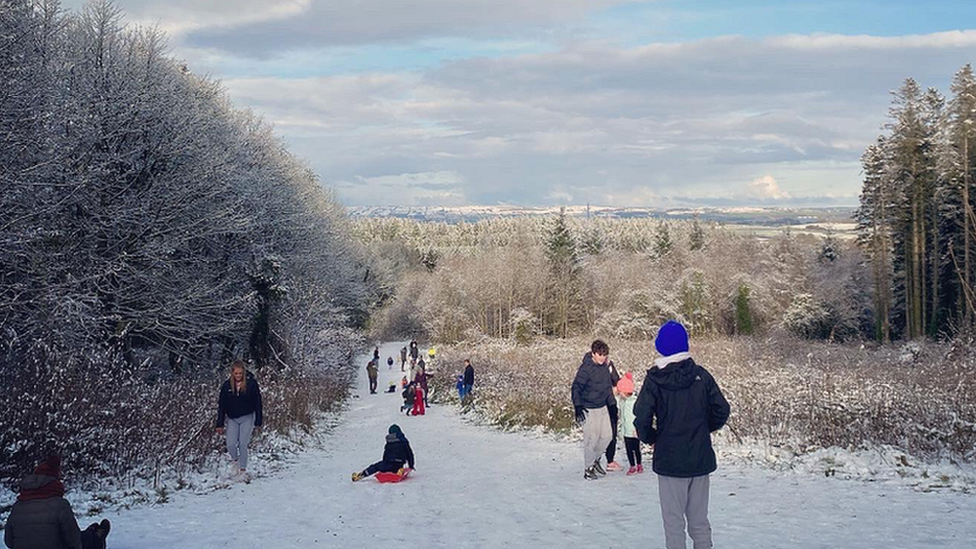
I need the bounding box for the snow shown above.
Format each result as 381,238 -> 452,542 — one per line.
11,341 -> 975,548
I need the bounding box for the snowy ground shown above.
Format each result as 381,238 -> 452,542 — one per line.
80,342 -> 976,547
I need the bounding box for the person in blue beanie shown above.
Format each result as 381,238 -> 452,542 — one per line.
634,320 -> 730,549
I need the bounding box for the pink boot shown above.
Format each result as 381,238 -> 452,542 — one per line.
637,464 -> 644,474
606,461 -> 623,472
626,466 -> 637,476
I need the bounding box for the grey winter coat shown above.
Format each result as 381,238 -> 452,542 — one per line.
3,475 -> 82,549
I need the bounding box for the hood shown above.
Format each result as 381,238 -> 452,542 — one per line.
648,358 -> 698,390
19,474 -> 57,491
580,352 -> 602,370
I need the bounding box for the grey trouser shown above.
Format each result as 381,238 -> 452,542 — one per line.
226,413 -> 255,470
658,474 -> 712,549
582,405 -> 612,468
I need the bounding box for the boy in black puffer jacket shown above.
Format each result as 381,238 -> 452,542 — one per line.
634,320 -> 730,549
351,425 -> 415,481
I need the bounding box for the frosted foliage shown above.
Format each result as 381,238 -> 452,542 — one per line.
360,217 -> 856,342
0,2 -> 369,483
429,335 -> 976,463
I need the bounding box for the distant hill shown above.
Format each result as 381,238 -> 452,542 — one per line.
346,205 -> 857,227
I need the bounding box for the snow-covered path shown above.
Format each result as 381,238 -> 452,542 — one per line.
110,341 -> 976,548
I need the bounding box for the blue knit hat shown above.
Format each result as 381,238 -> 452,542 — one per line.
655,320 -> 689,356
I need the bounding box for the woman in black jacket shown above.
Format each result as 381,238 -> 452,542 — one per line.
216,360 -> 263,482
351,424 -> 415,481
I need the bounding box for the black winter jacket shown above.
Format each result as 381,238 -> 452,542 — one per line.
382,433 -> 415,469
4,475 -> 82,549
216,373 -> 263,427
571,352 -> 616,409
463,364 -> 475,386
633,357 -> 730,478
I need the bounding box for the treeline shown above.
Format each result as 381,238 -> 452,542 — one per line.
358,214 -> 872,343
857,64 -> 976,341
0,1 -> 369,482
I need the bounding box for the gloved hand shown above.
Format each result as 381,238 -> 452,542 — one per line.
574,405 -> 587,425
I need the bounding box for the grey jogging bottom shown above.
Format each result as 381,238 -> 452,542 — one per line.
225,412 -> 255,470
582,405 -> 612,468
658,474 -> 712,549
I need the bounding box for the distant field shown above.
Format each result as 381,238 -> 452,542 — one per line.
726,222 -> 858,240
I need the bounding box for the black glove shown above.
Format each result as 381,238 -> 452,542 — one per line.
574,405 -> 587,425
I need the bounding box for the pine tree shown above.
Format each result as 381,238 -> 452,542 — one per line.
734,283 -> 754,335
689,215 -> 705,251
653,221 -> 673,259
856,139 -> 893,342
545,207 -> 580,337
945,64 -> 976,326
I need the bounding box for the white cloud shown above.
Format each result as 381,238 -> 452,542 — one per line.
204,29 -> 976,205
746,175 -> 791,200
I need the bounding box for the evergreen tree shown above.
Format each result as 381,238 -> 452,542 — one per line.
545,207 -> 580,337
689,215 -> 706,251
653,221 -> 674,259
734,283 -> 754,335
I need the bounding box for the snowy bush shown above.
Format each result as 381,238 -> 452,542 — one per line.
0,2 -> 369,486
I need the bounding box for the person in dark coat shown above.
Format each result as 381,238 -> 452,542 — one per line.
460,359 -> 475,407
414,359 -> 431,406
402,381 -> 416,413
634,320 -> 730,549
351,424 -> 415,481
605,359 -> 623,471
366,359 -> 379,394
216,360 -> 263,482
400,346 -> 408,371
4,456 -> 111,549
409,340 -> 419,361
571,340 -> 616,480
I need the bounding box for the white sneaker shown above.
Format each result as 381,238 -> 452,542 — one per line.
239,470 -> 250,484
226,456 -> 240,480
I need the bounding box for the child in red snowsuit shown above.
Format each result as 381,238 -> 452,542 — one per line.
411,384 -> 425,416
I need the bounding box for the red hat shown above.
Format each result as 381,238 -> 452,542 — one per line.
616,372 -> 634,394
34,455 -> 62,478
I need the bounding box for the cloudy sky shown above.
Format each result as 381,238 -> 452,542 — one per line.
66,1 -> 976,207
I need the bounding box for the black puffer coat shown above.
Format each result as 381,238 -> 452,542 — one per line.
633,357 -> 730,478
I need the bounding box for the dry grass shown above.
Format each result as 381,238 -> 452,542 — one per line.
430,334 -> 976,462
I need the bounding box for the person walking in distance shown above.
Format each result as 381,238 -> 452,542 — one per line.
635,320 -> 730,549
461,359 -> 475,408
571,339 -> 615,480
400,346 -> 408,371
409,340 -> 419,362
216,360 -> 264,483
366,359 -> 379,394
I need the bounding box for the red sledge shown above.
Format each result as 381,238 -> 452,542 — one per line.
376,468 -> 412,483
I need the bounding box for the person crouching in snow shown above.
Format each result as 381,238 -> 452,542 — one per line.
634,320 -> 730,549
616,372 -> 642,475
402,381 -> 416,414
352,424 -> 415,481
4,455 -> 112,549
